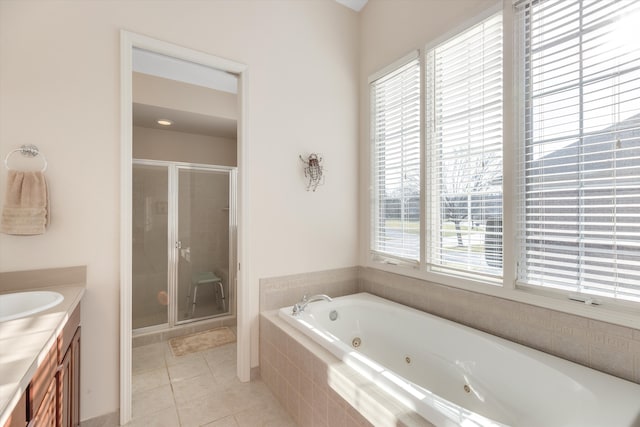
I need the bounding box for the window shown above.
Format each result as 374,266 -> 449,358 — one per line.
426,13 -> 503,281
371,57 -> 421,262
370,1 -> 640,309
516,0 -> 640,301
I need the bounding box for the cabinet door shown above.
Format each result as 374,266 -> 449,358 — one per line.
71,327 -> 80,427
2,391 -> 26,427
57,347 -> 71,427
30,379 -> 56,427
58,327 -> 81,427
28,346 -> 56,421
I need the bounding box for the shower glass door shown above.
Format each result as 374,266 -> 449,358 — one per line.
133,160 -> 235,332
176,167 -> 232,323
132,164 -> 169,330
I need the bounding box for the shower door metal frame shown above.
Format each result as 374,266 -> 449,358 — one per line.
132,159 -> 237,332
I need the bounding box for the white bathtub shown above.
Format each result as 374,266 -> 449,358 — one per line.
278,292 -> 640,427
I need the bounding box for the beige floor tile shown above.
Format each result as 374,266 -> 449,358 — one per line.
167,355 -> 211,382
132,367 -> 170,395
233,397 -> 296,427
132,384 -> 175,419
208,357 -> 238,385
131,337 -> 293,427
164,345 -> 207,366
203,342 -> 237,364
176,391 -> 235,427
133,341 -> 168,357
126,406 -> 180,427
202,415 -> 239,427
132,349 -> 166,375
222,379 -> 276,413
171,371 -> 221,406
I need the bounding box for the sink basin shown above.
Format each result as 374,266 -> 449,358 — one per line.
0,291 -> 64,322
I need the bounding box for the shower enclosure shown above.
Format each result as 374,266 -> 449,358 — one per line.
132,160 -> 236,331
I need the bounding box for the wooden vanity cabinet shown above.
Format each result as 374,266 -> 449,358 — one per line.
27,344 -> 57,426
2,392 -> 27,427
29,380 -> 56,427
23,305 -> 81,427
56,306 -> 81,427
57,326 -> 80,427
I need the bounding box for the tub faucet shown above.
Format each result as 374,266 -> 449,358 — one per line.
292,294 -> 332,315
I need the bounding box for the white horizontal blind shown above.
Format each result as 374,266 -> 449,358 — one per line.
516,0 -> 640,301
426,13 -> 503,280
371,58 -> 421,261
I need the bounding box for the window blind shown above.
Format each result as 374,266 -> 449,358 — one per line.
516,0 -> 640,301
426,12 -> 503,280
371,58 -> 421,261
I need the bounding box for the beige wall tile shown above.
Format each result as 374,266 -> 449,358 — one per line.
590,345 -> 635,380
259,267 -> 359,311
359,267 -> 640,384
588,319 -> 634,339
551,331 -> 590,367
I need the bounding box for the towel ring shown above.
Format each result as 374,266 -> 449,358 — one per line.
4,144 -> 47,172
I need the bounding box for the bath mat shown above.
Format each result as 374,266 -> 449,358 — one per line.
169,327 -> 236,357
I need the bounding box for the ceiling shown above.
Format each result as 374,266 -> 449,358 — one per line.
132,49 -> 237,139
133,103 -> 237,139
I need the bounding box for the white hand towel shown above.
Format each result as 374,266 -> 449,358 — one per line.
1,170 -> 49,235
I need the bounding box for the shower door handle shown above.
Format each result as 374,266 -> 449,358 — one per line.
175,241 -> 182,249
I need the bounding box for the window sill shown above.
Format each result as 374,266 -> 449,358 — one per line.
365,258 -> 640,331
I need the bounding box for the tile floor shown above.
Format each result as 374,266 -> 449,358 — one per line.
128,340 -> 296,427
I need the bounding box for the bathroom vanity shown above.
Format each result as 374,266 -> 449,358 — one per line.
0,275 -> 84,427
25,305 -> 81,427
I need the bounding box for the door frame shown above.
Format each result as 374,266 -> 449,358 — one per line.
120,31 -> 250,425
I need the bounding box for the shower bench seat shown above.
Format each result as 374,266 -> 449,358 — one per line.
189,272 -> 225,315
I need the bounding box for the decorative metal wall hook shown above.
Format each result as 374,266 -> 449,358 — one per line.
299,153 -> 324,192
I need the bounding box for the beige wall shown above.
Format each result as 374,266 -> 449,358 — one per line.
0,0 -> 359,421
133,126 -> 237,166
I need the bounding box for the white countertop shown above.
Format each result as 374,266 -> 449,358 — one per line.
0,284 -> 85,426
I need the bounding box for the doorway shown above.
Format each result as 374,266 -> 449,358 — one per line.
120,31 -> 250,426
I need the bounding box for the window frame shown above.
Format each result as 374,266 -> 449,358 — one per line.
369,50 -> 422,267
365,1 -> 640,329
513,0 -> 640,305
424,9 -> 504,285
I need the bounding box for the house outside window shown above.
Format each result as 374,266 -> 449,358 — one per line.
515,0 -> 640,302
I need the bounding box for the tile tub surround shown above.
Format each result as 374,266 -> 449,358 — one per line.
259,266 -> 359,311
260,311 -> 434,427
359,267 -> 640,385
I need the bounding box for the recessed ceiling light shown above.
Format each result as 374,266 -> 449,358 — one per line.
157,119 -> 173,126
